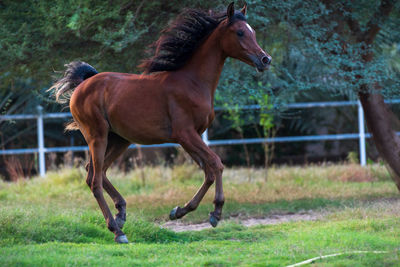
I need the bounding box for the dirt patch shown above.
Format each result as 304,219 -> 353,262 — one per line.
161,211 -> 324,232
161,198 -> 400,232
239,211 -> 323,227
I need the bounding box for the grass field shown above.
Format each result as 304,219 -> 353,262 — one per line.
1,163 -> 400,266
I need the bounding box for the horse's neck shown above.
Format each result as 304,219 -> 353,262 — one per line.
181,28 -> 226,101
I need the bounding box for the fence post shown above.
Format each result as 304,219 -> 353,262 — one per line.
37,105 -> 46,177
357,100 -> 366,166
202,129 -> 209,146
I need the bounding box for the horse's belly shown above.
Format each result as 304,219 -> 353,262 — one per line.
115,125 -> 172,145
109,111 -> 172,145
105,79 -> 173,144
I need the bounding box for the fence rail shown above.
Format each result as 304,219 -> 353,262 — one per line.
1,100 -> 400,176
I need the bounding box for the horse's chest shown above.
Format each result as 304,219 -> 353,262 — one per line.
168,85 -> 214,132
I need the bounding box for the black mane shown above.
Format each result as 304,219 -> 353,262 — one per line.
139,9 -> 246,73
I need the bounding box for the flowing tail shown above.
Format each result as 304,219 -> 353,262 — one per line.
49,61 -> 98,104
49,61 -> 98,130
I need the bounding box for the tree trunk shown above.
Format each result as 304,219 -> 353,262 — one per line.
359,92 -> 400,190
345,0 -> 400,190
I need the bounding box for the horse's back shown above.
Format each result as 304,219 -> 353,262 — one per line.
70,71 -> 174,144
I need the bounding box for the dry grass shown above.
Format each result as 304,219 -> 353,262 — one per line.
3,154 -> 35,181
1,163 -> 397,216
325,197 -> 400,221
224,163 -> 394,202
102,163 -> 398,210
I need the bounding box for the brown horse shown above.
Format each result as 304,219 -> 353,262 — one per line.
50,2 -> 271,243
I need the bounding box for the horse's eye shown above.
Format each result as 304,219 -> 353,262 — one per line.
236,30 -> 244,37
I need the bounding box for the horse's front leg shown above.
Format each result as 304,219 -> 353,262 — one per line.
169,129 -> 225,227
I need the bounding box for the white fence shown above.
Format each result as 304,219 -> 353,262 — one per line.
1,100 -> 400,176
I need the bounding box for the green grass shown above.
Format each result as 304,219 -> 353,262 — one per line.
1,164 -> 400,266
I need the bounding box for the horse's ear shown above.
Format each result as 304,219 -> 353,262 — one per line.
240,2 -> 247,16
227,2 -> 235,21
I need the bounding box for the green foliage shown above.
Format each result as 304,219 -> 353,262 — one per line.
1,0 -> 399,109
257,94 -> 274,135
223,103 -> 247,133
1,1 -> 399,168
347,151 -> 360,164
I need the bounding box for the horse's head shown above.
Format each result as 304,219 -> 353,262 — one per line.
220,2 -> 271,72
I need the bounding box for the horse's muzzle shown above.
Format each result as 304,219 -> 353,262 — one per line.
250,53 -> 271,72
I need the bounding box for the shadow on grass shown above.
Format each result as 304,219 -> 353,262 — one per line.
1,194 -> 399,246
0,208 -> 283,246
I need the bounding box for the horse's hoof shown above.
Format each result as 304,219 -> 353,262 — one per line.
115,216 -> 126,229
169,206 -> 180,220
209,214 -> 219,228
115,234 -> 129,244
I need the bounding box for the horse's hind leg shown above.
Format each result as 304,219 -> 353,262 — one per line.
169,129 -> 224,227
80,119 -> 128,243
102,133 -> 130,229
86,133 -> 130,230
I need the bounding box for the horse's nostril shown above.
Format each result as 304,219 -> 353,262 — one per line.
261,56 -> 271,65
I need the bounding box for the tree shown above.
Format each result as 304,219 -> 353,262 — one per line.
1,0 -> 400,188
293,0 -> 400,189
343,0 -> 400,189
